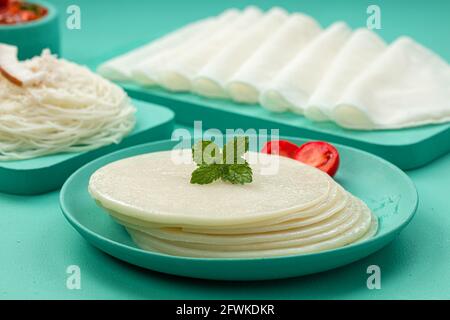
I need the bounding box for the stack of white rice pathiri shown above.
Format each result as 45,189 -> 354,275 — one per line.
98,6 -> 450,130
88,151 -> 378,258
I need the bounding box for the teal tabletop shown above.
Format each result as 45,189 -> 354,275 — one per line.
1,0 -> 449,299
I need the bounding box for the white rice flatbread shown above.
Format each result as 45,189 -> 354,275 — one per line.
358,215 -> 378,241
181,184 -> 349,234
89,151 -> 332,226
96,15 -> 216,81
98,6 -> 450,131
128,198 -> 374,257
130,9 -> 240,86
332,36 -> 450,129
100,183 -> 346,236
305,28 -> 387,121
158,6 -> 263,92
90,148 -> 378,258
260,22 -> 352,113
123,197 -> 358,246
226,13 -> 322,104
192,7 -> 288,99
100,183 -> 346,234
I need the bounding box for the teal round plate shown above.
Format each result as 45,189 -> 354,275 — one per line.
60,138 -> 418,281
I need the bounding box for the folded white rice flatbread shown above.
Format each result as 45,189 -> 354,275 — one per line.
192,7 -> 289,99
260,22 -> 352,113
96,15 -> 216,81
97,6 -> 450,131
332,36 -> 450,129
305,28 -> 387,121
158,6 -> 263,92
226,13 -> 322,104
130,9 -> 240,86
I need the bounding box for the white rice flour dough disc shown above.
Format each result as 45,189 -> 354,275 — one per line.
181,185 -> 350,234
97,14 -> 216,81
226,13 -> 322,104
332,36 -> 450,129
128,197 -> 375,258
192,7 -> 289,99
123,195 -> 359,247
260,22 -> 352,113
98,182 -> 347,234
158,6 -> 263,92
89,151 -> 332,227
304,28 -> 387,121
129,9 -> 241,86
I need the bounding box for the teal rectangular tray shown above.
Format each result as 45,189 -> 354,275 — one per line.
121,83 -> 450,170
0,99 -> 174,195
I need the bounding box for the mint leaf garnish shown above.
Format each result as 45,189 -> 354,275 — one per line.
222,163 -> 253,185
223,136 -> 249,165
190,164 -> 223,185
190,136 -> 253,185
192,140 -> 220,165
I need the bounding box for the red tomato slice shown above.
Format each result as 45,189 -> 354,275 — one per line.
294,141 -> 340,176
261,140 -> 299,158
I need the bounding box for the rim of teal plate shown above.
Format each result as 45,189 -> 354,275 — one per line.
60,137 -> 419,263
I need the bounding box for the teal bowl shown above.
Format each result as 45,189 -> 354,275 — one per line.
0,0 -> 60,59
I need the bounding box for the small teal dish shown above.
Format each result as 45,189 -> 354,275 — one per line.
0,1 -> 60,59
60,138 -> 418,281
0,100 -> 174,195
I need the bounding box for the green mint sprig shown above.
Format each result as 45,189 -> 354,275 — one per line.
190,136 -> 252,185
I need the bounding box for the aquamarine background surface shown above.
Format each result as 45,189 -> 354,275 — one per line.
0,0 -> 449,299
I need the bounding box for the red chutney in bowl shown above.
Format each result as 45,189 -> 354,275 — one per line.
0,0 -> 48,25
